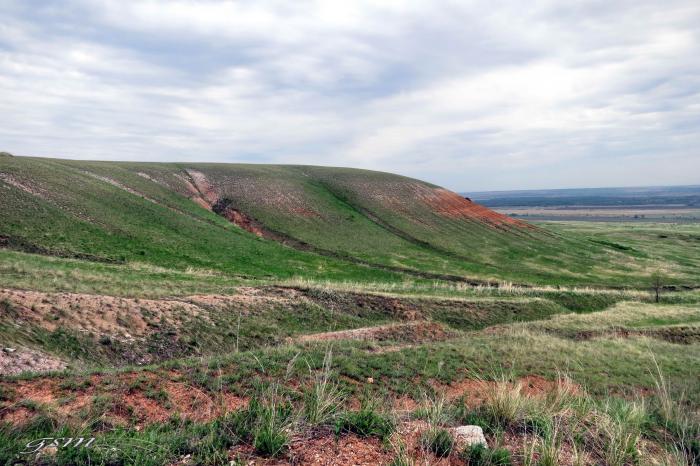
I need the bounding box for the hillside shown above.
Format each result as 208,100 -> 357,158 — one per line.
1,156 -> 699,465
1,156 -> 698,288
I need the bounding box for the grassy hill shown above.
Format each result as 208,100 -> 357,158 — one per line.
1,155 -> 699,465
2,156 -> 697,288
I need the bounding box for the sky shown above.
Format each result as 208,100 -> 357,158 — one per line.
1,1 -> 699,191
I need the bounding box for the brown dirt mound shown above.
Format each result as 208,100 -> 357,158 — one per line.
0,288 -> 206,340
0,287 -> 298,373
300,289 -> 423,321
297,321 -> 452,344
570,326 -> 700,344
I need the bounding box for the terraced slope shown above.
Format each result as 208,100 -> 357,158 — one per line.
0,156 -> 689,286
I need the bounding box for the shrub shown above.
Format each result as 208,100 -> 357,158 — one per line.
421,428 -> 454,457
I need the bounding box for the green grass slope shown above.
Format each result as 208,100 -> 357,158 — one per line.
1,156 -> 697,287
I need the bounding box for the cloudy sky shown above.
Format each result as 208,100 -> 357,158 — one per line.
1,0 -> 699,191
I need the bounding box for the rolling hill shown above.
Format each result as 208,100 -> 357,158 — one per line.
2,155 -> 700,465
0,155 -> 697,287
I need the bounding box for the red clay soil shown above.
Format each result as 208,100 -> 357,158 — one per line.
0,369 -> 248,429
2,372 -> 592,465
437,374 -> 581,406
228,433 -> 395,465
220,205 -> 266,237
229,420 -> 470,465
420,187 -> 532,230
0,371 -> 573,431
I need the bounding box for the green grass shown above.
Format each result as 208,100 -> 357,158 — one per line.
420,428 -> 454,457
335,398 -> 395,441
2,279 -> 649,369
3,156 -> 699,288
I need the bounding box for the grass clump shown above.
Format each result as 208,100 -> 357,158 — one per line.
303,348 -> 345,425
389,439 -> 416,466
482,379 -> 532,430
648,356 -> 700,464
460,444 -> 512,465
583,399 -> 646,466
530,426 -> 564,466
231,383 -> 295,457
421,427 -> 454,457
335,397 -> 395,441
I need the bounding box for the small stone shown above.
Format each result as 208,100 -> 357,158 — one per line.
3,348 -> 16,353
39,445 -> 57,457
451,425 -> 488,449
366,377 -> 374,384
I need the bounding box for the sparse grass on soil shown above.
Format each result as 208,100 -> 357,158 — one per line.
1,299 -> 698,464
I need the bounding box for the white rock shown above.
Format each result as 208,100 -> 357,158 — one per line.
3,347 -> 16,353
451,425 -> 488,449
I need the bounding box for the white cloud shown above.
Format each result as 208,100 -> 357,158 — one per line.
0,0 -> 698,189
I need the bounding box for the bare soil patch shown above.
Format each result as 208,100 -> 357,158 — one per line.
231,432 -> 395,465
0,173 -> 48,199
297,321 -> 452,344
0,347 -> 66,376
0,369 -> 248,428
437,375 -> 581,405
422,187 -> 532,230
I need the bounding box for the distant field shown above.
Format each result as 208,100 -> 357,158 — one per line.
494,206 -> 700,222
465,184 -> 700,222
